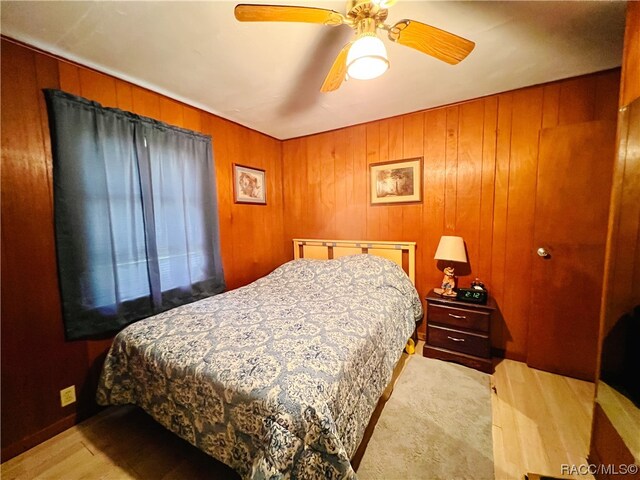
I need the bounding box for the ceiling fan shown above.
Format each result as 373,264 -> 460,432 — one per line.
234,0 -> 475,92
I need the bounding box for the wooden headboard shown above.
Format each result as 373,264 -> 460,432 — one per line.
292,239 -> 416,285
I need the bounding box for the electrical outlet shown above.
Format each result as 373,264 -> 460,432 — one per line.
60,385 -> 76,407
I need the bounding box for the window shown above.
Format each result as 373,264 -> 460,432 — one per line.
45,89 -> 225,340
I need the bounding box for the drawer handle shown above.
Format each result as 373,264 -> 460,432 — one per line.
448,313 -> 466,319
447,336 -> 466,342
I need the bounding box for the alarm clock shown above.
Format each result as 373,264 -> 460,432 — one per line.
456,287 -> 488,304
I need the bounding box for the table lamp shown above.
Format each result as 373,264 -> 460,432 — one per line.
434,235 -> 468,297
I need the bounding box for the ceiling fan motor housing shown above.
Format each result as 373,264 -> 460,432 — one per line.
347,0 -> 389,28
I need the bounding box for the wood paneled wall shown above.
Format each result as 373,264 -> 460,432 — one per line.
282,69 -> 620,356
620,1 -> 640,107
602,0 -> 640,345
607,0 -> 640,335
590,2 -> 640,470
1,39 -> 287,459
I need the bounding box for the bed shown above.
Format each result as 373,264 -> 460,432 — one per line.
97,239 -> 422,479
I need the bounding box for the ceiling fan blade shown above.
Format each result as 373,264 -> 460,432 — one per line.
320,42 -> 351,93
388,19 -> 475,65
235,4 -> 345,26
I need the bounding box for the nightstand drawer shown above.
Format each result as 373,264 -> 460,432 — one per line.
427,325 -> 490,358
428,304 -> 490,333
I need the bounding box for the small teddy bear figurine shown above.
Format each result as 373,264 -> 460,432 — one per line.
441,266 -> 456,296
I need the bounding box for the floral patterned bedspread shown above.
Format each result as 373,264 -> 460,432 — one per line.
97,254 -> 422,479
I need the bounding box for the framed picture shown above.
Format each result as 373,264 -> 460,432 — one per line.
370,157 -> 422,205
233,164 -> 266,205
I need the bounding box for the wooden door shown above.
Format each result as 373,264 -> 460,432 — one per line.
527,121 -> 616,381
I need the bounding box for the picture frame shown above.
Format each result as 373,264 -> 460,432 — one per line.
233,164 -> 267,205
370,157 -> 423,205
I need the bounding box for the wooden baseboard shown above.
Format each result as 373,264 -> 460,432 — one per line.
504,350 -> 527,363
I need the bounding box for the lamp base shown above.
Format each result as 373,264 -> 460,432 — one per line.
434,287 -> 457,298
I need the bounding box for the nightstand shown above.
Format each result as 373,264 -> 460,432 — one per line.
423,288 -> 495,373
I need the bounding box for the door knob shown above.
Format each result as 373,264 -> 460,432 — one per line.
537,247 -> 550,258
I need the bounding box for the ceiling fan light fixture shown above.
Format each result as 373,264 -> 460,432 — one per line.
346,34 -> 389,80
372,0 -> 398,8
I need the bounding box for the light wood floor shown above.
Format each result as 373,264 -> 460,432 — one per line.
491,358 -> 595,480
2,357 -> 595,480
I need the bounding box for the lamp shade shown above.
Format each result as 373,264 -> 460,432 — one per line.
346,34 -> 389,80
434,236 -> 467,263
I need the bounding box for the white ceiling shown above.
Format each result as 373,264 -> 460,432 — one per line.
1,1 -> 627,140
